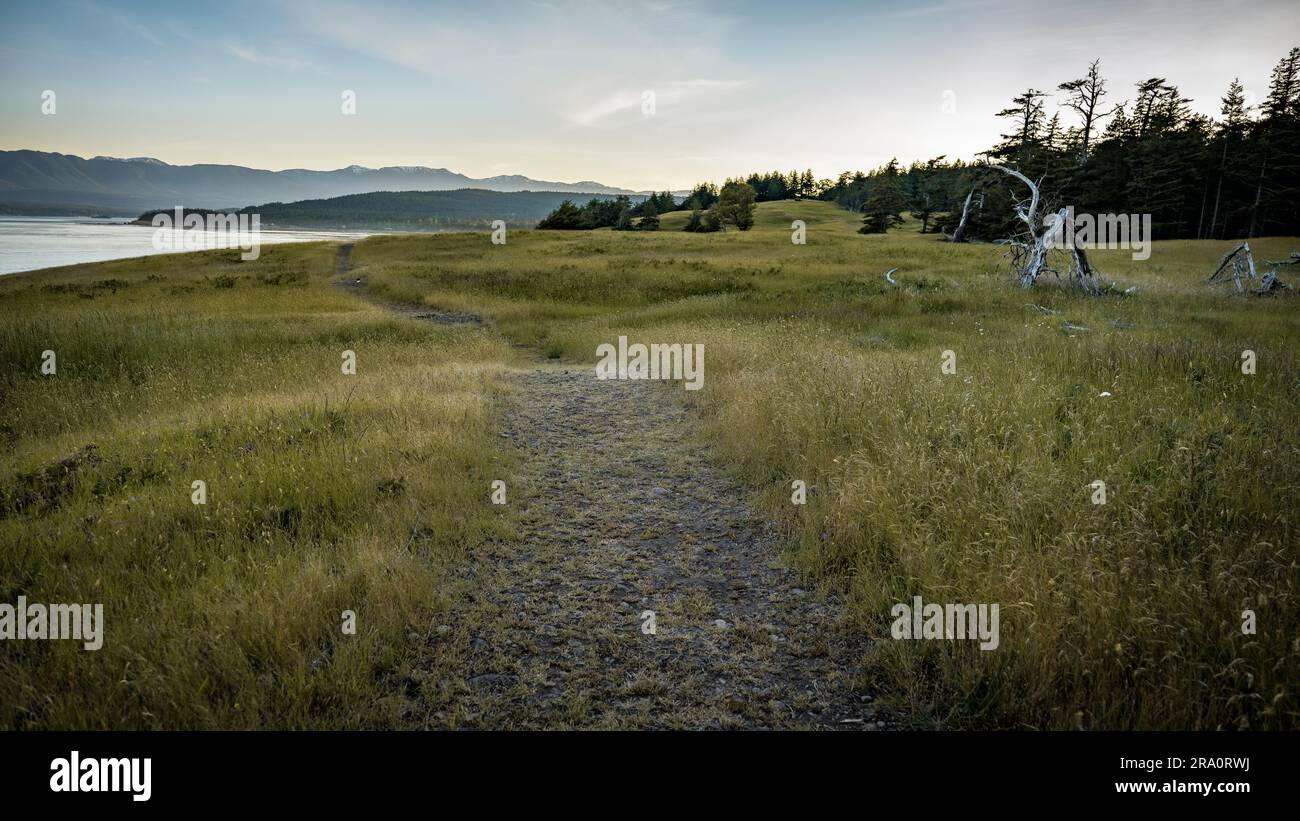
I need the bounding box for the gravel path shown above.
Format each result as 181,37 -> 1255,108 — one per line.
419,370 -> 879,729
334,243 -> 881,729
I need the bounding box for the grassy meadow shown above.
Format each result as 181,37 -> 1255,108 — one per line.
2,200 -> 1297,729
0,244 -> 517,728
357,200 -> 1300,730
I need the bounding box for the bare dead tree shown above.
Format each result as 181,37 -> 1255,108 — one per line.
995,164 -> 1049,287
1058,59 -> 1121,165
993,164 -> 1101,293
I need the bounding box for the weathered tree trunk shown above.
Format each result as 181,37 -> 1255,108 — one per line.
1211,244 -> 1296,295
991,165 -> 1101,292
1071,241 -> 1101,293
1020,207 -> 1065,288
1209,241 -> 1257,292
949,187 -> 976,243
992,165 -> 1045,287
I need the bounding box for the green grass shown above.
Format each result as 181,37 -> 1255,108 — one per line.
2,200 -> 1297,729
356,201 -> 1300,730
0,245 -> 517,728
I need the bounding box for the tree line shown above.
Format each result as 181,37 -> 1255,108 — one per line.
538,47 -> 1299,240
537,180 -> 757,232
831,48 -> 1300,239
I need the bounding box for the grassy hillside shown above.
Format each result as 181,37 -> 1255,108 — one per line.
356,200 -> 1300,729
2,199 -> 1297,729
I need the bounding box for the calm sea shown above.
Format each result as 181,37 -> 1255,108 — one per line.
0,216 -> 373,276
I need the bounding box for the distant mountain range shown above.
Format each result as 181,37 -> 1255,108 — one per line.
0,150 -> 650,215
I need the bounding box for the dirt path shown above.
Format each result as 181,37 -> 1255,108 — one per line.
333,244 -> 881,729
334,243 -> 483,325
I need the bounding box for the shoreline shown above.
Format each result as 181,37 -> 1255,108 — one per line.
0,218 -> 382,277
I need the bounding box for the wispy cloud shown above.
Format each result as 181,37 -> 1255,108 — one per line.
226,45 -> 316,72
571,79 -> 746,126
571,91 -> 645,127
85,1 -> 165,46
287,1 -> 738,88
10,0 -> 1298,188
119,18 -> 164,47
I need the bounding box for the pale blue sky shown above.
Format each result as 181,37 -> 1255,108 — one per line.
1,0 -> 1296,189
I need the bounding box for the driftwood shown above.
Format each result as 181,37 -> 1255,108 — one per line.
883,267 -> 899,286
1210,243 -> 1293,294
1209,242 -> 1255,291
1258,270 -> 1291,293
1261,251 -> 1300,292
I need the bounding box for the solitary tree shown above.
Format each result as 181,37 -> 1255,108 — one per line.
713,180 -> 757,230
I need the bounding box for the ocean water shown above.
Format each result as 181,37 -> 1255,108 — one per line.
0,216 -> 373,276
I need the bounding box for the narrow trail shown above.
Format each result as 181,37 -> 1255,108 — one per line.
334,243 -> 483,325
333,243 -> 881,729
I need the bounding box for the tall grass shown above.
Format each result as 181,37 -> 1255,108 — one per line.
4,203 -> 1297,729
0,245 -> 517,728
359,202 -> 1300,729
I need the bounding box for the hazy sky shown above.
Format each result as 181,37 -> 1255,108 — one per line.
1,0 -> 1297,189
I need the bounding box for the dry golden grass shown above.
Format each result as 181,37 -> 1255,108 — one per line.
0,244 -> 518,728
3,200 -> 1297,729
358,201 -> 1300,729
